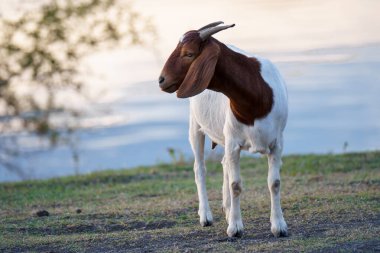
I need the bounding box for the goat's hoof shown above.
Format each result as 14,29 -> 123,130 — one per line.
271,221 -> 288,237
227,222 -> 244,238
199,210 -> 213,227
231,229 -> 243,238
200,219 -> 213,227
272,228 -> 288,237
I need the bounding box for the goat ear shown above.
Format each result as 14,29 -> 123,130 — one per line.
177,42 -> 220,98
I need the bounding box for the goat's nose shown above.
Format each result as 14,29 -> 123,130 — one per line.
158,76 -> 165,84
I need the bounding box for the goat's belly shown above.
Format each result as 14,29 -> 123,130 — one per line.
189,90 -> 228,146
239,122 -> 275,154
224,107 -> 281,155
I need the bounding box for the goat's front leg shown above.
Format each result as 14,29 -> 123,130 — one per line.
221,156 -> 231,222
189,117 -> 212,227
267,138 -> 288,237
224,142 -> 243,237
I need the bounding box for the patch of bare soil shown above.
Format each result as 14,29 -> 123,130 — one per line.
311,240 -> 380,253
87,212 -> 380,253
4,211 -> 380,252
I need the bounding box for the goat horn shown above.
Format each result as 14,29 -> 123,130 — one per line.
198,21 -> 224,31
199,24 -> 235,41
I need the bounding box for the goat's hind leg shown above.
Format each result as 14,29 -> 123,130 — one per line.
189,116 -> 213,226
267,138 -> 288,237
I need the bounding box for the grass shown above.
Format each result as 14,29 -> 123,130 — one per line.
0,151 -> 379,252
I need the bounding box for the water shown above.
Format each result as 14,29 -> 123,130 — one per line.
1,0 -> 379,182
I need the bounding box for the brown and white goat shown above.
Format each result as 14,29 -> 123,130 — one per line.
159,22 -> 288,238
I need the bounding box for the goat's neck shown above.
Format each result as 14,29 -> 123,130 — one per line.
208,39 -> 274,125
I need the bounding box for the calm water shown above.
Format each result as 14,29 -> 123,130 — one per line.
1,1 -> 379,182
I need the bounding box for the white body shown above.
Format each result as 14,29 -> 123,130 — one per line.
190,45 -> 288,154
188,45 -> 289,237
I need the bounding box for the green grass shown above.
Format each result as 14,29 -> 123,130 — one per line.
1,151 -> 379,252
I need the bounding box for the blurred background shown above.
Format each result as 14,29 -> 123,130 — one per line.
0,0 -> 379,182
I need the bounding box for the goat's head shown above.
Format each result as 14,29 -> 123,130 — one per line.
159,21 -> 235,98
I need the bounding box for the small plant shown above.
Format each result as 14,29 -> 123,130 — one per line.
343,141 -> 349,153
167,147 -> 186,165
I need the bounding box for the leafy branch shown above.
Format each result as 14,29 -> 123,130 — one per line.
0,0 -> 156,175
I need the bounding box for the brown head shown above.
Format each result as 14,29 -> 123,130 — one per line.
158,21 -> 235,98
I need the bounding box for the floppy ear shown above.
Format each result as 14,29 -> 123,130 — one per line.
177,41 -> 220,98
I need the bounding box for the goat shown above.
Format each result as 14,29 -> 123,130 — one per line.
158,21 -> 288,238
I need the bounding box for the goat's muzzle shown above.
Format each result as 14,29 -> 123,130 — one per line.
158,75 -> 178,93
159,76 -> 165,85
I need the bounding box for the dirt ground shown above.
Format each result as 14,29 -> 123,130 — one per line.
5,206 -> 380,253
1,152 -> 380,252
